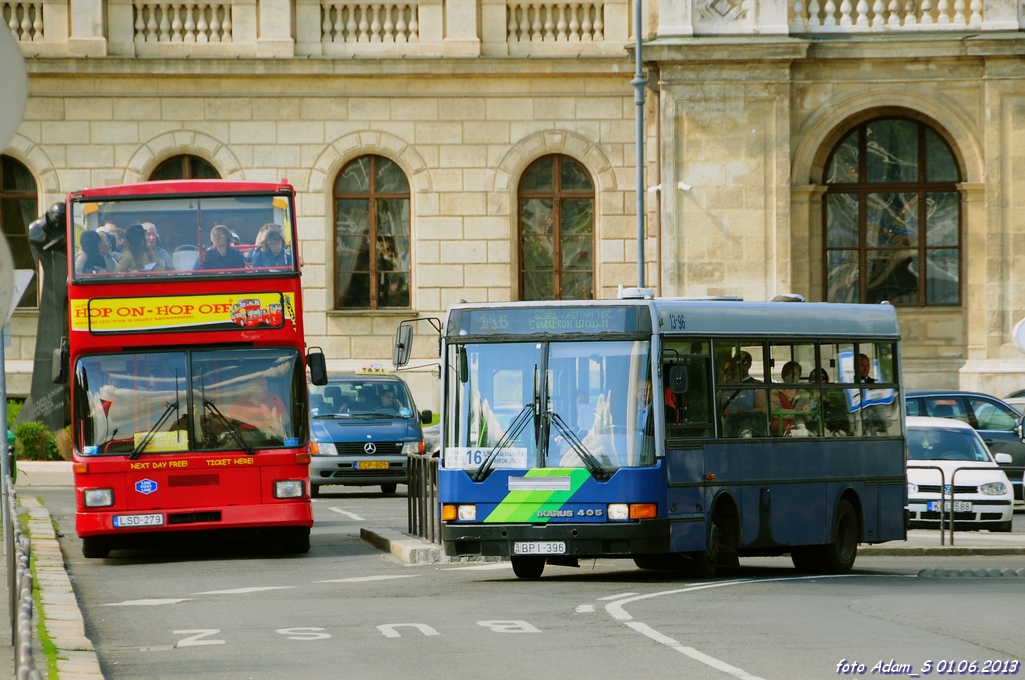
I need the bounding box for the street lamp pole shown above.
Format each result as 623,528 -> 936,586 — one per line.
631,0 -> 647,289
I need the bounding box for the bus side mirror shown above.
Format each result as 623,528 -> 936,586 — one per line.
669,365 -> 688,394
393,323 -> 413,368
458,347 -> 468,383
51,338 -> 68,384
307,348 -> 328,386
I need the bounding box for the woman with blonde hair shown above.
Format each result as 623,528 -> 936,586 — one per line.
251,223 -> 292,268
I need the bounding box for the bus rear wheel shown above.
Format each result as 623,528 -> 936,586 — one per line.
82,537 -> 110,559
791,499 -> 858,574
511,556 -> 545,580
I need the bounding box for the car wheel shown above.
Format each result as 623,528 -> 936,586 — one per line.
993,520 -> 1013,533
310,484 -> 321,498
381,483 -> 397,494
511,556 -> 545,579
82,537 -> 110,559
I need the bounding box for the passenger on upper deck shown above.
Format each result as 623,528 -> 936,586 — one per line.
200,224 -> 248,270
114,223 -> 161,273
142,222 -> 174,271
251,224 -> 292,268
75,230 -> 117,275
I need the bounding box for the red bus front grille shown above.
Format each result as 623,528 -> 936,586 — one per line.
168,474 -> 220,487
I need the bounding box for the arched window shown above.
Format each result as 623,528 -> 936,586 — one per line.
0,155 -> 38,308
149,154 -> 220,180
333,155 -> 411,309
518,154 -> 595,300
824,117 -> 961,306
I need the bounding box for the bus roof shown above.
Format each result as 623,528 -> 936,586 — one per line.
446,298 -> 900,340
71,179 -> 294,199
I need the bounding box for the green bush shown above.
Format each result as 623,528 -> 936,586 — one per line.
7,399 -> 23,423
14,421 -> 59,461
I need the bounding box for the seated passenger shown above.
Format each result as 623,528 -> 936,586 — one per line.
770,361 -> 811,436
375,387 -> 400,414
718,355 -> 767,437
115,223 -> 161,273
75,230 -> 116,274
227,376 -> 289,438
200,224 -> 248,270
251,224 -> 293,268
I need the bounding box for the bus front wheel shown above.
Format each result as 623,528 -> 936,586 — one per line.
511,556 -> 545,580
82,537 -> 110,559
686,517 -> 721,578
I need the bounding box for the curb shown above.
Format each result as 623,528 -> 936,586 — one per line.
19,496 -> 104,679
360,528 -> 1025,564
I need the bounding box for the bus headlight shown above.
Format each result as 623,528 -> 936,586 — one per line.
83,489 -> 113,508
607,503 -> 629,521
441,504 -> 476,521
275,480 -> 305,498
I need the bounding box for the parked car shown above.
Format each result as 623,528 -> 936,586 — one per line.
905,416 -> 1014,532
904,390 -> 1025,503
308,370 -> 432,497
1004,389 -> 1025,414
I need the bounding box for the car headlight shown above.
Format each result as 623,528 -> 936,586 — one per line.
275,480 -> 305,498
907,482 -> 917,494
311,441 -> 337,455
979,482 -> 1007,496
401,440 -> 423,455
83,488 -> 113,507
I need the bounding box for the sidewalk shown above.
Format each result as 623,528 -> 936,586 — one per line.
5,461 -> 1025,680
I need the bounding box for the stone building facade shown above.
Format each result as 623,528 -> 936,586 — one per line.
4,0 -> 1025,410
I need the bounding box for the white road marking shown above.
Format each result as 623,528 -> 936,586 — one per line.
328,507 -> 365,521
103,598 -> 192,606
575,604 -> 595,613
598,592 -> 639,600
316,574 -> 418,583
440,563 -> 512,571
605,575 -> 858,678
193,586 -> 296,595
624,621 -> 767,680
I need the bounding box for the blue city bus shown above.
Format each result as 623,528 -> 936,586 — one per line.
433,294 -> 907,579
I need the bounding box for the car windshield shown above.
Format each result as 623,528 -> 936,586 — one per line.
907,426 -> 993,462
309,380 -> 416,419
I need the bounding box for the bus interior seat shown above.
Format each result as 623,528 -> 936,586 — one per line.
172,245 -> 200,270
323,386 -> 342,411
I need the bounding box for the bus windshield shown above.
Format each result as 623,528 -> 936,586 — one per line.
74,348 -> 306,455
71,194 -> 297,279
446,339 -> 654,471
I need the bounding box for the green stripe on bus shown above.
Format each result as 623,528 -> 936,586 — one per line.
483,468 -> 591,523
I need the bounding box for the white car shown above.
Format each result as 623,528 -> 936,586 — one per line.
906,416 -> 1014,532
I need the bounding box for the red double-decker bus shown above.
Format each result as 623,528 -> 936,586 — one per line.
52,179 -> 326,558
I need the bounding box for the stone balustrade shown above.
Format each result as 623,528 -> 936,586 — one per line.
3,0 -> 1023,58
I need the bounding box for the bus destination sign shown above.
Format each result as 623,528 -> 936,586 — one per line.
453,306 -> 649,337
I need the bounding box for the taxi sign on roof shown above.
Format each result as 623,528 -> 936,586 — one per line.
356,365 -> 389,375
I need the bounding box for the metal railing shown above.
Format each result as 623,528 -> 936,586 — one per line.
407,452 -> 440,544
5,478 -> 42,679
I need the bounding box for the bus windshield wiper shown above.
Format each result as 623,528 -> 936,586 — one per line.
203,400 -> 255,456
129,400 -> 179,460
470,403 -> 535,482
547,411 -> 610,481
